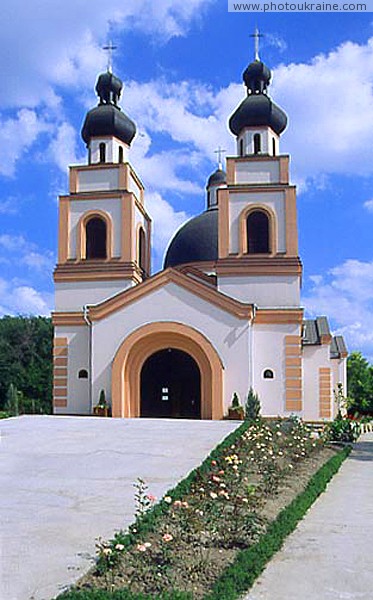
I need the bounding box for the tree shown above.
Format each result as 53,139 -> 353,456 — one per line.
0,316 -> 53,414
347,352 -> 373,416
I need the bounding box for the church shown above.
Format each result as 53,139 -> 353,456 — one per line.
52,45 -> 347,422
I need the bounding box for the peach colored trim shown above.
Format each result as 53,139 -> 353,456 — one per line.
279,156 -> 289,184
121,194 -> 133,262
77,209 -> 114,261
284,187 -> 298,256
226,158 -> 236,185
239,204 -> 277,256
118,164 -> 128,190
255,309 -> 303,325
228,185 -> 296,195
54,368 -> 67,377
285,334 -> 302,411
320,334 -> 332,345
52,313 -> 86,327
319,366 -> 332,418
53,337 -> 68,409
285,357 -> 302,367
218,188 -> 230,259
216,256 -> 302,277
58,198 -> 70,264
111,322 -> 224,420
178,265 -> 217,286
54,261 -> 142,284
69,168 -> 79,194
89,268 -> 254,322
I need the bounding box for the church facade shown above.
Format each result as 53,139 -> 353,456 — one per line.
52,53 -> 347,422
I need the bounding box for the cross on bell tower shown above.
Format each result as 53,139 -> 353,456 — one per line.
103,40 -> 117,73
250,26 -> 263,61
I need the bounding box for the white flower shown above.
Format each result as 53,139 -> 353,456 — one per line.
164,496 -> 172,504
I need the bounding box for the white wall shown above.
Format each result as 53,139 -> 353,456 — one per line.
237,127 -> 279,157
90,282 -> 252,414
302,344 -> 331,421
252,323 -> 300,417
229,190 -> 286,254
235,160 -> 280,185
77,168 -> 119,193
69,198 -> 122,258
218,275 -> 300,307
89,137 -> 129,165
55,279 -> 133,311
54,326 -> 90,415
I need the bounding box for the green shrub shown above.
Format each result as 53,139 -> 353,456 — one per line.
244,387 -> 261,421
323,417 -> 360,443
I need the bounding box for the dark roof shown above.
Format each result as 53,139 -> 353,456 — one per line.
303,317 -> 331,345
81,103 -> 136,146
229,93 -> 287,137
330,336 -> 348,359
243,60 -> 271,90
207,168 -> 226,188
164,208 -> 218,269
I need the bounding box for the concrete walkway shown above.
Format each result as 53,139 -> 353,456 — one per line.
245,432 -> 373,600
0,415 -> 238,600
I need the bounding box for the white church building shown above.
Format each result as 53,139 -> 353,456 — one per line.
52,50 -> 347,422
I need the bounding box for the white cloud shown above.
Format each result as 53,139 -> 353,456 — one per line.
0,109 -> 50,176
48,121 -> 84,172
145,192 -> 190,270
0,234 -> 55,276
363,199 -> 373,213
0,0 -> 214,110
0,278 -> 52,317
303,259 -> 373,360
272,38 -> 373,187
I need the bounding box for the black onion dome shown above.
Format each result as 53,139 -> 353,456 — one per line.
81,70 -> 137,146
207,168 -> 226,188
243,60 -> 271,92
82,104 -> 136,146
229,94 -> 287,136
229,58 -> 287,137
164,208 -> 218,268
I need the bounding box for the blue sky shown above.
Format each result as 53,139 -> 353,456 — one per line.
0,2 -> 372,359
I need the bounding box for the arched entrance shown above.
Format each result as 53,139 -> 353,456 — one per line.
111,322 -> 224,419
141,349 -> 201,418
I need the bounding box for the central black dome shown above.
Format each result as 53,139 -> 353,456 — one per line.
164,208 -> 218,269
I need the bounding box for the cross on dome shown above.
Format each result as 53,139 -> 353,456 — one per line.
250,26 -> 263,61
214,146 -> 226,170
103,40 -> 117,73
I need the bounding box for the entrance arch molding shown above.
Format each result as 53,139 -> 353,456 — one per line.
112,322 -> 224,419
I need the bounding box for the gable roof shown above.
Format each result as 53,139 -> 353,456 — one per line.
303,317 -> 332,345
88,267 -> 254,322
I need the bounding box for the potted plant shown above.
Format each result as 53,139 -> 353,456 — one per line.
93,389 -> 109,417
227,393 -> 244,420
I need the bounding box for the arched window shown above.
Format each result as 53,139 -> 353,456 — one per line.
254,133 -> 261,154
240,139 -> 244,157
246,210 -> 270,254
78,369 -> 88,379
138,227 -> 146,273
118,146 -> 124,163
99,142 -> 106,163
272,138 -> 276,156
86,217 -> 107,259
263,369 -> 274,379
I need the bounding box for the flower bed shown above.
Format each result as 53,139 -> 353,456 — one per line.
59,418 -> 350,600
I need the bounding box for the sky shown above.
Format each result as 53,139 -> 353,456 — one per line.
0,1 -> 372,360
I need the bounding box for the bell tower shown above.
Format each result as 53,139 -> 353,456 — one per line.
54,67 -> 151,313
217,41 -> 302,309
